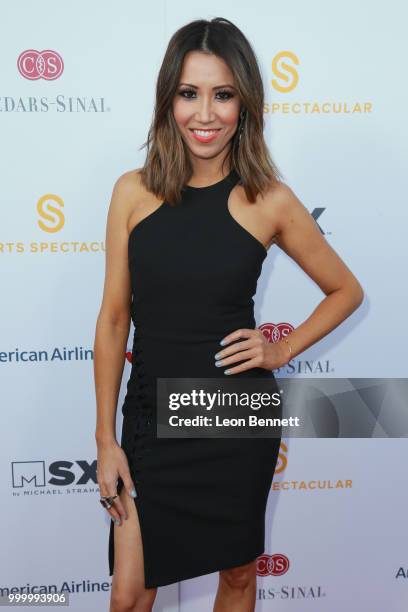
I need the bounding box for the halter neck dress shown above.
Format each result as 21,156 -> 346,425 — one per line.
108,168 -> 282,588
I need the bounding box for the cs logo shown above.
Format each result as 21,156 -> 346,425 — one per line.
257,553 -> 290,576
17,50 -> 64,80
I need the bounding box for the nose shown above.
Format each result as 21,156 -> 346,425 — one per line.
195,95 -> 215,123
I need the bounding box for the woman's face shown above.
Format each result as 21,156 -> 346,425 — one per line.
172,51 -> 241,160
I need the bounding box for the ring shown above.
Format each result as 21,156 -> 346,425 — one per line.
99,494 -> 118,509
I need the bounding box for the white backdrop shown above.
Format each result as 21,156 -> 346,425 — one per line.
1,1 -> 407,610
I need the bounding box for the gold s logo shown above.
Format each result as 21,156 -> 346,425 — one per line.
37,194 -> 65,233
271,51 -> 299,93
275,440 -> 288,474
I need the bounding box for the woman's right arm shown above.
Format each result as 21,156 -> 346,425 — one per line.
93,172 -> 139,523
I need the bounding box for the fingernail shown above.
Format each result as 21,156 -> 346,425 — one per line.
115,518 -> 121,526
214,353 -> 221,359
215,360 -> 223,367
224,369 -> 231,375
130,488 -> 137,498
219,339 -> 226,345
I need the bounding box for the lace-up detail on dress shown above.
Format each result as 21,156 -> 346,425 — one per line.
122,327 -> 154,487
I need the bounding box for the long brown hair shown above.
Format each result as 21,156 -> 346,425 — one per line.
139,17 -> 284,205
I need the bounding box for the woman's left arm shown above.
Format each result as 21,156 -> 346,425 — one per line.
267,181 -> 364,364
217,182 -> 365,373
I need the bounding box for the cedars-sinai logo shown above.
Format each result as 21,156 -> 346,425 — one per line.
258,322 -> 294,344
257,553 -> 290,577
17,50 -> 64,80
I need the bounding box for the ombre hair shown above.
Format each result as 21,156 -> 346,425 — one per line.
139,17 -> 284,205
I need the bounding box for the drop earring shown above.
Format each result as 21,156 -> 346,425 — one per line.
238,109 -> 246,145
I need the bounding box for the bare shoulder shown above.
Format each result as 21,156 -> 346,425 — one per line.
111,167 -> 144,205
260,180 -> 315,235
108,168 -> 152,230
111,168 -> 163,234
261,180 -> 305,218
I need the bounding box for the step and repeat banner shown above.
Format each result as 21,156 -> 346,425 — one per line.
1,1 -> 406,610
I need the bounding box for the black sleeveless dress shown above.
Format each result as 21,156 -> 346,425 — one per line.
108,168 -> 282,588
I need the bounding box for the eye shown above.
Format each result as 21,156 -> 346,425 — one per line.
177,88 -> 235,101
215,89 -> 234,101
178,88 -> 196,99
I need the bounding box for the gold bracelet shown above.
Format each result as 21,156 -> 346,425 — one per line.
283,338 -> 292,360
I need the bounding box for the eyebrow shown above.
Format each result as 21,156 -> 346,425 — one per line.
178,82 -> 237,90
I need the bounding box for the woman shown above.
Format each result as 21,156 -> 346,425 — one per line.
94,17 -> 364,612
